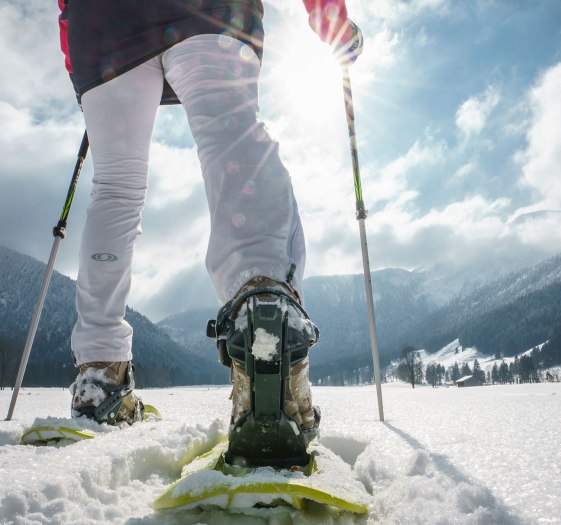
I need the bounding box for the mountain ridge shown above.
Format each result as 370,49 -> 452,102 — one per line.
2,244 -> 561,387
0,245 -> 227,388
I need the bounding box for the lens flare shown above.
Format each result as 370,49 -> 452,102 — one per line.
232,213 -> 246,227
242,180 -> 256,195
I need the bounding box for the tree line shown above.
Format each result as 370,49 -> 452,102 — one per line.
395,344 -> 560,388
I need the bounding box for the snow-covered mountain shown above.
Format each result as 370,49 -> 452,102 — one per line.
157,306 -> 218,361
307,255 -> 561,382
157,254 -> 561,385
2,243 -> 561,387
0,245 -> 226,388
416,339 -> 489,371
403,254 -> 561,357
157,268 -> 452,384
387,338 -> 545,382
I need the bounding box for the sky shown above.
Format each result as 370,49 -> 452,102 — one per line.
1,0 -> 561,322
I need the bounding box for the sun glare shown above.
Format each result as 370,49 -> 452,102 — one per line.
265,23 -> 346,128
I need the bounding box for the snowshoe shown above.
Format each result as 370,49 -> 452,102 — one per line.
207,277 -> 320,468
153,436 -> 371,514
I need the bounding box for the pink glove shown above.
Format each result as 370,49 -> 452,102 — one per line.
302,0 -> 363,64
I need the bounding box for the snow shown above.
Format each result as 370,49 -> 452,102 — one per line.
252,328 -> 279,361
234,299 -> 318,346
456,374 -> 476,383
1,382 -> 560,524
418,339 -> 484,369
391,338 -> 551,380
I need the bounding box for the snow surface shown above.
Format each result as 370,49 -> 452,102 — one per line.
252,328 -> 279,361
1,382 -> 560,524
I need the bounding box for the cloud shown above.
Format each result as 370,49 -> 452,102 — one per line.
503,62 -> 561,256
455,86 -> 501,138
507,211 -> 561,252
0,1 -> 86,276
362,0 -> 450,25
516,62 -> 561,208
359,28 -> 400,79
454,161 -> 477,180
367,193 -> 514,268
145,141 -> 203,208
368,138 -> 447,206
0,102 -> 83,170
0,100 -> 87,275
1,0 -> 560,323
130,262 -> 217,322
0,1 -> 75,115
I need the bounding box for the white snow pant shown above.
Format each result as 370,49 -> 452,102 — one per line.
71,35 -> 306,365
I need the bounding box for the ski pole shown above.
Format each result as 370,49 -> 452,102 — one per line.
5,131 -> 89,421
341,68 -> 385,422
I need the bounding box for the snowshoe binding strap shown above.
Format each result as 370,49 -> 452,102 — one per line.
207,287 -> 319,363
212,290 -> 318,467
73,365 -> 143,425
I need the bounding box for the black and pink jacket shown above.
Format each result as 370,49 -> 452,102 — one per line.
58,0 -> 347,104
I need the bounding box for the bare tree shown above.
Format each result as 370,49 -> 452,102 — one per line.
400,346 -> 421,389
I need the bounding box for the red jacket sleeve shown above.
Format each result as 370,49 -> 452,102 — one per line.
302,0 -> 349,43
58,0 -> 72,73
302,0 -> 348,19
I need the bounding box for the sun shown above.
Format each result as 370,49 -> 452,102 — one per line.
263,20 -> 346,129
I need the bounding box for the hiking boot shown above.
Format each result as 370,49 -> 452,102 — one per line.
228,276 -> 321,440
70,361 -> 144,425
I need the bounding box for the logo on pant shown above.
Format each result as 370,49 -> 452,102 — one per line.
91,253 -> 119,262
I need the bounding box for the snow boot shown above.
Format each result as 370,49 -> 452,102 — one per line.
70,361 -> 144,425
208,276 -> 320,467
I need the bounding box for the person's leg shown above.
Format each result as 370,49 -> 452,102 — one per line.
70,58 -> 163,422
163,34 -> 306,304
163,35 -> 318,440
72,59 -> 163,365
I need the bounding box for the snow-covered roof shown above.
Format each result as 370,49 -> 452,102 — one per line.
456,375 -> 476,383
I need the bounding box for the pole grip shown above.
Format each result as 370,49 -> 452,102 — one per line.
54,130 -> 89,238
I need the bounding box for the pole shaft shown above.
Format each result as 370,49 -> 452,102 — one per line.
5,131 -> 88,421
342,69 -> 385,421
342,69 -> 366,219
6,238 -> 61,420
359,219 -> 385,421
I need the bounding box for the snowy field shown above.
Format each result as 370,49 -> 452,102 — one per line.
1,382 -> 560,524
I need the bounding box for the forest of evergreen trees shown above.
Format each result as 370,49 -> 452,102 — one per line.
314,337 -> 561,388
0,333 -> 227,390
394,343 -> 561,387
